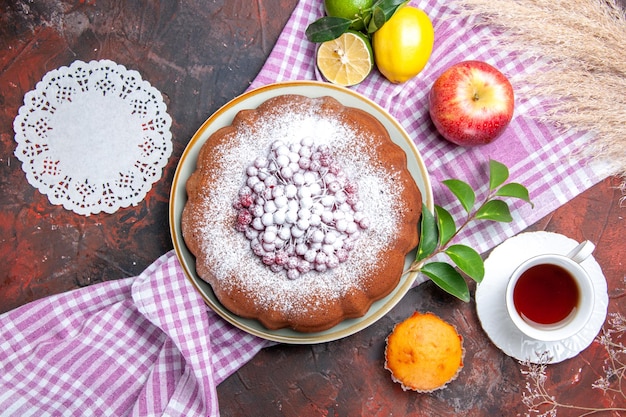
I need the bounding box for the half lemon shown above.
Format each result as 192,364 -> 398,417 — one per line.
316,31 -> 374,87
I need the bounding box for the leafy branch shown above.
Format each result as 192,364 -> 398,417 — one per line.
305,0 -> 407,43
406,159 -> 533,302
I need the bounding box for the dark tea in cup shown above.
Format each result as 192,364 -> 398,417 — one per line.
512,263 -> 580,326
505,240 -> 595,341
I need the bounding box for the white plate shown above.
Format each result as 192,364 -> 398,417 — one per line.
476,231 -> 608,363
169,81 -> 434,344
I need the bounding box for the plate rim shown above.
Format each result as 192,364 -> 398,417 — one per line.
169,80 -> 434,344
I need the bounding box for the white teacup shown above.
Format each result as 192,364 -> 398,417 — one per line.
505,240 -> 596,341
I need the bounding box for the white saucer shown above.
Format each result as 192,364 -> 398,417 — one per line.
475,231 -> 608,364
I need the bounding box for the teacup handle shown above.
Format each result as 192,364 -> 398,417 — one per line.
566,240 -> 595,264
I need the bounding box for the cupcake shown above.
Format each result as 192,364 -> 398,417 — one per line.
385,311 -> 464,392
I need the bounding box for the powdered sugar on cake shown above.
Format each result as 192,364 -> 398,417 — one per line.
192,98 -> 406,319
233,137 -> 372,279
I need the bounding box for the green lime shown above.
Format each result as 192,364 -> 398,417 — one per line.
324,0 -> 373,31
316,30 -> 374,86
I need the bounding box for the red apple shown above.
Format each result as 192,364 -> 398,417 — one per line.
428,60 -> 514,146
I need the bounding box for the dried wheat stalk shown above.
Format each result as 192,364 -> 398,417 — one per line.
452,0 -> 626,183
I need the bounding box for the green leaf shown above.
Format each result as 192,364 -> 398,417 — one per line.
305,17 -> 352,43
367,6 -> 386,33
489,159 -> 509,190
444,244 -> 484,282
421,262 -> 471,302
442,179 -> 475,214
404,159 -> 532,302
495,183 -> 534,208
475,200 -> 513,222
435,205 -> 456,247
416,203 -> 438,262
373,0 -> 409,20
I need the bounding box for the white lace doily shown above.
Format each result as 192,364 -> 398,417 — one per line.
13,59 -> 173,216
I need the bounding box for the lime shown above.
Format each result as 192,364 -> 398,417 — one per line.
324,0 -> 373,31
316,31 -> 374,87
372,6 -> 434,83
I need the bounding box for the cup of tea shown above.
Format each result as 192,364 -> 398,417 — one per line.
505,240 -> 596,341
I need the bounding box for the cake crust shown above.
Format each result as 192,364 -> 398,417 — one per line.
182,94 -> 422,333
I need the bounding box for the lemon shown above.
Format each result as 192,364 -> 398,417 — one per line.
324,0 -> 373,31
316,31 -> 374,87
372,6 -> 435,83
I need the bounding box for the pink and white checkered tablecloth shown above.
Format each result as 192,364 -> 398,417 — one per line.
0,252 -> 267,416
0,1 -> 608,416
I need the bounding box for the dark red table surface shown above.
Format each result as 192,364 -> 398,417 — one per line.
1,1 -> 625,416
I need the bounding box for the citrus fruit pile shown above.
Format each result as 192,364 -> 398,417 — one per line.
308,0 -> 434,86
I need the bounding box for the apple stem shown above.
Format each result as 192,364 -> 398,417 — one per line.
472,93 -> 480,101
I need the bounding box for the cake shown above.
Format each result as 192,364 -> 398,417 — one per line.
182,94 -> 422,333
385,312 -> 464,392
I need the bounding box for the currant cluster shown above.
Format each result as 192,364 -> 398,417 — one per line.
233,137 -> 369,279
